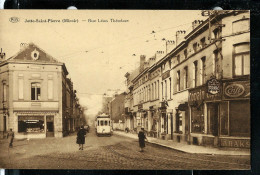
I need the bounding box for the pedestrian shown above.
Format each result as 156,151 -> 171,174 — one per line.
76,126 -> 86,150
138,127 -> 148,152
7,128 -> 14,148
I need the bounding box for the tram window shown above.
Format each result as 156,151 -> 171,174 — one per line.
105,121 -> 108,126
101,121 -> 104,126
109,121 -> 110,126
98,121 -> 99,126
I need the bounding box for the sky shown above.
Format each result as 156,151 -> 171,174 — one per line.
0,10 -> 206,119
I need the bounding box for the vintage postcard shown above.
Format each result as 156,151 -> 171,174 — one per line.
0,10 -> 250,169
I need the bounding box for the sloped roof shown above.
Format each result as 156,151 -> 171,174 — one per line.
7,43 -> 61,64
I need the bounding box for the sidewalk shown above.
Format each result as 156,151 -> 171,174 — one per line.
113,131 -> 250,156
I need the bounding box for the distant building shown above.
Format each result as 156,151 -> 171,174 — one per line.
0,43 -> 83,138
109,92 -> 126,130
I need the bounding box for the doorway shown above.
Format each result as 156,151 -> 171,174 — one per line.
46,116 -> 54,137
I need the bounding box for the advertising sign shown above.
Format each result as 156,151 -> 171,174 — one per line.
223,81 -> 250,99
207,78 -> 221,95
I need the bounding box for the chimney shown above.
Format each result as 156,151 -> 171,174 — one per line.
148,56 -> 156,66
139,55 -> 146,72
192,20 -> 204,30
155,51 -> 165,61
176,30 -> 186,46
0,48 -> 6,61
166,40 -> 175,53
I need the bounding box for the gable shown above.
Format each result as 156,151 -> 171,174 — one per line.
10,43 -> 60,63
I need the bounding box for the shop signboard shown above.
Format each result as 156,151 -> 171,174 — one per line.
220,138 -> 250,148
207,78 -> 221,95
188,85 -> 222,105
162,70 -> 170,80
223,81 -> 250,99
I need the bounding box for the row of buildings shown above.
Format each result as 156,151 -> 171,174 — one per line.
0,43 -> 85,139
118,10 -> 250,149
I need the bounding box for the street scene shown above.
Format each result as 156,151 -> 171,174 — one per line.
0,10 -> 250,169
0,128 -> 250,169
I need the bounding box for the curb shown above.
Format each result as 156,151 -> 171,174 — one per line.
113,132 -> 250,156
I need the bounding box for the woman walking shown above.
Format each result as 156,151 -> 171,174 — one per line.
77,126 -> 86,150
138,128 -> 148,152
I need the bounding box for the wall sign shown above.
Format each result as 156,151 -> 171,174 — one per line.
220,138 -> 250,148
223,81 -> 250,99
162,70 -> 170,80
207,78 -> 221,95
188,85 -> 221,105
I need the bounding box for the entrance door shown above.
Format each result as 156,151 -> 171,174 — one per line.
46,116 -> 54,137
207,103 -> 219,136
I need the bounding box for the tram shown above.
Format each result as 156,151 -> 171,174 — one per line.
95,113 -> 112,136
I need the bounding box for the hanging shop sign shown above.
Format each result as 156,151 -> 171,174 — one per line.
188,85 -> 222,105
162,70 -> 170,80
223,81 -> 250,99
207,78 -> 221,95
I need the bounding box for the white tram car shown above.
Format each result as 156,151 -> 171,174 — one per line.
95,113 -> 112,136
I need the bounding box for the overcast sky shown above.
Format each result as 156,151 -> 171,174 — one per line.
0,10 -> 206,118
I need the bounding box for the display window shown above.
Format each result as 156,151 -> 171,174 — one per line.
229,100 -> 250,137
191,105 -> 204,133
18,116 -> 44,133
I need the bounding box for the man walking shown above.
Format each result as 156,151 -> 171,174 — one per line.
138,128 -> 148,152
7,129 -> 14,148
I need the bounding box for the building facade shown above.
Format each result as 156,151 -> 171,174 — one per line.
0,43 -> 83,139
125,10 -> 250,149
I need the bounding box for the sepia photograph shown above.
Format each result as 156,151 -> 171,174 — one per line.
0,10 -> 250,170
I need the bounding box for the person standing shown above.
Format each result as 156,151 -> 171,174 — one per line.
7,129 -> 14,148
138,128 -> 148,152
76,126 -> 86,150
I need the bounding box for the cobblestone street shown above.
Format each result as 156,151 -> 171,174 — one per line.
0,128 -> 250,170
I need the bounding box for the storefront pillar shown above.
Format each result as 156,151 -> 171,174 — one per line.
44,115 -> 47,135
204,103 -> 208,134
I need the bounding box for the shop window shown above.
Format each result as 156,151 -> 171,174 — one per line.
31,83 -> 41,100
191,105 -> 204,133
232,18 -> 249,34
233,42 -> 250,77
18,116 -> 44,133
229,100 -> 250,137
176,111 -> 183,133
207,103 -> 219,136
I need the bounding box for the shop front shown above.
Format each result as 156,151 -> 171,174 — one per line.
173,102 -> 189,143
16,111 -> 57,139
218,79 -> 250,149
188,82 -> 222,146
188,79 -> 250,149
